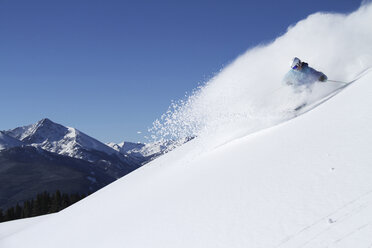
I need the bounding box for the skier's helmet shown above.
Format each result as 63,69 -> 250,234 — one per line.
290,57 -> 301,69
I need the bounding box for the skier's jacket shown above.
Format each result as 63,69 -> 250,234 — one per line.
283,62 -> 327,86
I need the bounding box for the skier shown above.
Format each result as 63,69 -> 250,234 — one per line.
284,57 -> 328,88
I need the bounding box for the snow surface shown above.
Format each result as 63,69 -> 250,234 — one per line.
1,3 -> 372,248
2,73 -> 371,248
0,215 -> 51,240
0,131 -> 23,150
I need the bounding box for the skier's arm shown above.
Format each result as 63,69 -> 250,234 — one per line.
307,66 -> 327,82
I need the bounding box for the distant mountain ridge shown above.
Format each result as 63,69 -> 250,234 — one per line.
0,118 -> 166,210
4,118 -> 167,165
106,140 -> 168,160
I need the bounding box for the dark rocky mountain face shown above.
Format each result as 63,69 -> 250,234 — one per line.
0,118 -> 154,211
0,146 -> 116,210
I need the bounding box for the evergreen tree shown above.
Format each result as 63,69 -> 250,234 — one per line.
0,190 -> 88,223
70,193 -> 80,204
32,194 -> 42,217
50,190 -> 62,213
15,204 -> 22,219
40,191 -> 50,214
0,209 -> 3,222
61,193 -> 71,209
5,207 -> 15,221
22,200 -> 32,218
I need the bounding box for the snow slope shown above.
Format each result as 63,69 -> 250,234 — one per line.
0,132 -> 23,150
0,215 -> 51,240
1,69 -> 371,248
1,3 -> 372,248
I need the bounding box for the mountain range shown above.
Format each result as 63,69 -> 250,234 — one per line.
0,118 -> 166,210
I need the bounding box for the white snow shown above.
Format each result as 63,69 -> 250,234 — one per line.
1,3 -> 372,248
0,131 -> 23,150
105,142 -> 120,151
106,140 -> 166,158
2,74 -> 371,248
0,215 -> 52,240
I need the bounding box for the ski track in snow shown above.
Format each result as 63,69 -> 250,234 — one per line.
293,67 -> 372,117
210,67 -> 372,153
274,189 -> 372,248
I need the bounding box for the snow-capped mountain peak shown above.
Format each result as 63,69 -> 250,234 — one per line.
6,118 -> 67,144
6,119 -> 116,161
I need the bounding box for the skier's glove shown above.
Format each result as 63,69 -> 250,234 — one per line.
319,75 -> 328,82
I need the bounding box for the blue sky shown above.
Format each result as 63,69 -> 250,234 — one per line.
0,0 -> 361,143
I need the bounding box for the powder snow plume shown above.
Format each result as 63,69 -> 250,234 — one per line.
149,3 -> 372,150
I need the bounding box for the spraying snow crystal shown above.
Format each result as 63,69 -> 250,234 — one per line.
149,3 -> 372,151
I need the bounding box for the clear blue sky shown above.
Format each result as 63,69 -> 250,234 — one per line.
0,0 -> 361,143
